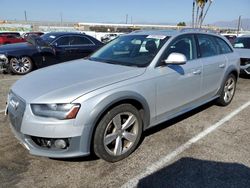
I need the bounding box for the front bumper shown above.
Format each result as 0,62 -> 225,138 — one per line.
9,122 -> 91,158
240,58 -> 250,75
240,65 -> 250,75
7,92 -> 93,158
0,55 -> 9,72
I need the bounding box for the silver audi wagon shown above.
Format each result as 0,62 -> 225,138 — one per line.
6,29 -> 240,162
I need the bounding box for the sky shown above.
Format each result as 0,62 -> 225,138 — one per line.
0,0 -> 249,24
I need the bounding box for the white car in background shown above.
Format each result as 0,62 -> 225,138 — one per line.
101,33 -> 119,43
234,35 -> 250,75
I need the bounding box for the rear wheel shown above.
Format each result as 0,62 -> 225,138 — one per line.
216,74 -> 236,106
93,104 -> 143,162
9,57 -> 33,75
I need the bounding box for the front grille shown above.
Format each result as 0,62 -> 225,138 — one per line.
8,92 -> 26,132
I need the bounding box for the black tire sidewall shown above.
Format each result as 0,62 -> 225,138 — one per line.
93,104 -> 143,162
217,74 -> 236,106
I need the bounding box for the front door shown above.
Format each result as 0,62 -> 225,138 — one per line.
154,34 -> 202,122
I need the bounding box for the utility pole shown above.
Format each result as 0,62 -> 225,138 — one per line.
126,14 -> 128,24
24,10 -> 27,22
131,16 -> 133,24
60,12 -> 63,26
237,15 -> 241,36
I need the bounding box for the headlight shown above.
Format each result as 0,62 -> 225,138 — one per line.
0,54 -> 8,63
31,103 -> 81,120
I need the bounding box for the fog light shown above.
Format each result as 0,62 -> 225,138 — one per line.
54,139 -> 67,149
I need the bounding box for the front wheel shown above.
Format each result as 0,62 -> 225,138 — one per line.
93,104 -> 143,162
216,74 -> 236,106
9,57 -> 33,75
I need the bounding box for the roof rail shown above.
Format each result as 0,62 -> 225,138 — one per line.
180,28 -> 218,34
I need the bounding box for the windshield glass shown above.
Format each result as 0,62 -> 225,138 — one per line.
90,34 -> 169,67
40,33 -> 57,44
234,37 -> 250,49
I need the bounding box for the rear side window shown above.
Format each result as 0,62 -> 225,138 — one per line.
234,37 -> 250,49
197,34 -> 219,58
54,36 -> 70,46
70,36 -> 93,45
215,37 -> 233,54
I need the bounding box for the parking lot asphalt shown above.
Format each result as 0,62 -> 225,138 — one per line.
0,74 -> 250,188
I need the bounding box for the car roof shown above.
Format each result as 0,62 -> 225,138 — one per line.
128,28 -> 220,38
0,32 -> 20,36
237,35 -> 250,38
44,32 -> 85,37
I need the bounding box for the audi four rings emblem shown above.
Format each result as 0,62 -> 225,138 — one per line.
10,99 -> 19,111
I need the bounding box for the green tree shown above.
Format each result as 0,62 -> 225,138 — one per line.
177,22 -> 186,27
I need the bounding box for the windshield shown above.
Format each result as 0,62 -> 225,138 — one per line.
234,37 -> 250,49
90,34 -> 169,67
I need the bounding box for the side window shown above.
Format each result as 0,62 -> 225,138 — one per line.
215,37 -> 233,54
70,36 -> 93,45
163,35 -> 195,61
54,36 -> 70,46
197,34 -> 219,58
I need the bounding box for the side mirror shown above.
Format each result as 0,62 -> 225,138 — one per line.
164,53 -> 187,65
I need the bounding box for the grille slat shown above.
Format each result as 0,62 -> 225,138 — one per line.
8,92 -> 26,132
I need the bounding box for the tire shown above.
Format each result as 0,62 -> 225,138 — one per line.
2,70 -> 9,74
216,74 -> 236,106
94,104 -> 143,162
9,57 -> 33,75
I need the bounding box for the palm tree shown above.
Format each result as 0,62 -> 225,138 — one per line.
192,0 -> 196,28
195,0 -> 207,28
200,0 -> 213,27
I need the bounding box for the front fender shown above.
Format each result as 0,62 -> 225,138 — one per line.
88,91 -> 150,130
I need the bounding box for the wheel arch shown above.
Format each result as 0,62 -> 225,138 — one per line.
91,91 -> 150,131
86,91 -> 151,153
7,53 -> 38,69
217,65 -> 239,96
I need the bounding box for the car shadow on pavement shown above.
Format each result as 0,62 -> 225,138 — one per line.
239,74 -> 250,79
50,153 -> 99,162
138,157 -> 250,188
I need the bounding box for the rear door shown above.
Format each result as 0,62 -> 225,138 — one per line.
196,34 -> 227,98
68,35 -> 97,60
52,36 -> 72,62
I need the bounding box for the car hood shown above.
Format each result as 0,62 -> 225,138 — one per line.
0,42 -> 35,53
234,48 -> 250,59
11,59 -> 146,103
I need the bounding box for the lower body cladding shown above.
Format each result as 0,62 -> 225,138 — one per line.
8,98 -> 92,158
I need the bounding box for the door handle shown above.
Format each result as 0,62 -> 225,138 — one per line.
193,70 -> 201,75
219,64 -> 226,68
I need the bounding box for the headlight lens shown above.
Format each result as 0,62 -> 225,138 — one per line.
31,103 -> 81,120
0,54 -> 8,63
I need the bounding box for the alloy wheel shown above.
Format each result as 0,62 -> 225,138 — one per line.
103,112 -> 139,156
223,77 -> 236,103
10,57 -> 32,74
